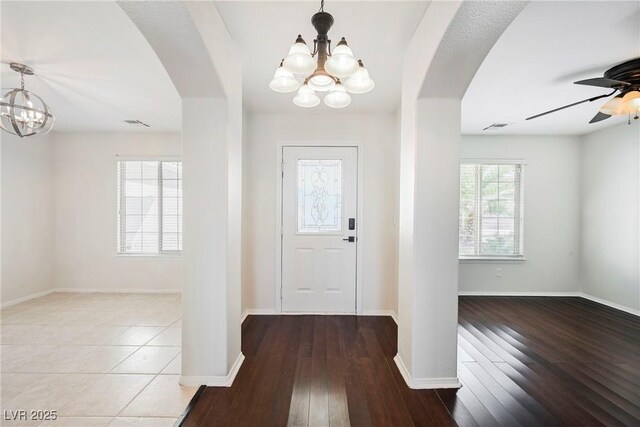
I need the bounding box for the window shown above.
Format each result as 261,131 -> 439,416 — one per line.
297,159 -> 343,233
117,160 -> 182,254
459,162 -> 524,259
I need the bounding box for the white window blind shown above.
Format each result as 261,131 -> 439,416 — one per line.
459,162 -> 524,259
117,160 -> 182,254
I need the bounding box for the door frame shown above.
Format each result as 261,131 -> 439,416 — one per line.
275,140 -> 364,315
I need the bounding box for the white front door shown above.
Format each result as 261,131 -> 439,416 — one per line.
281,146 -> 358,313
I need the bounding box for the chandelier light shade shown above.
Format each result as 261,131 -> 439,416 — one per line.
343,60 -> 375,94
283,35 -> 317,75
308,71 -> 336,92
271,0 -> 374,108
269,60 -> 302,93
324,81 -> 351,108
324,38 -> 359,78
293,84 -> 321,108
1,63 -> 54,138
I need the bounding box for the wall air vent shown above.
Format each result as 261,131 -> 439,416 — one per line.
124,119 -> 150,128
483,123 -> 509,131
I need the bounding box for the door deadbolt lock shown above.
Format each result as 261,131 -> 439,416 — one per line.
342,236 -> 355,242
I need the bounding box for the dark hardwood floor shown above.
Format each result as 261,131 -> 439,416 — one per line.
182,297 -> 640,426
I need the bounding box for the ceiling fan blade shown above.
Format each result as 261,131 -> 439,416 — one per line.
574,77 -> 630,88
526,91 -> 616,121
589,111 -> 611,124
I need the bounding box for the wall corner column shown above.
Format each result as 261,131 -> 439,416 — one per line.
395,97 -> 461,389
180,97 -> 243,386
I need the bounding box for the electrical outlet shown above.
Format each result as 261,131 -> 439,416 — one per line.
496,268 -> 503,277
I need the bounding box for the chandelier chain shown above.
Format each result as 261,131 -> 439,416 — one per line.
319,0 -> 324,12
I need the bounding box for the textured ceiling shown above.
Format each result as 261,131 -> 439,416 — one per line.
0,1 -> 181,132
462,0 -> 640,135
420,0 -> 527,99
215,1 -> 429,114
5,0 -> 630,135
119,0 -> 225,98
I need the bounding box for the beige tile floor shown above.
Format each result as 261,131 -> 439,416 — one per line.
1,292 -> 196,426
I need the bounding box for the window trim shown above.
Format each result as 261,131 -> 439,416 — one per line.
459,159 -> 525,261
116,156 -> 183,256
459,256 -> 526,263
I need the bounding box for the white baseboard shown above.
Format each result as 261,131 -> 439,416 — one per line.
278,311 -> 358,315
54,288 -> 182,294
363,310 -> 398,324
1,289 -> 56,309
579,292 -> 640,317
459,291 -> 581,297
241,309 -> 276,322
459,291 -> 639,318
2,288 -> 181,309
241,309 -> 399,324
180,352 -> 245,387
394,354 -> 461,389
394,354 -> 413,387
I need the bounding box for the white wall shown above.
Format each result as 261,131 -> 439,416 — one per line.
459,135 -> 582,294
53,132 -> 182,292
581,124 -> 639,312
242,113 -> 399,315
1,133 -> 55,305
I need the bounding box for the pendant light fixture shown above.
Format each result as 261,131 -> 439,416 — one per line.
1,63 -> 54,138
269,0 -> 374,108
599,90 -> 640,115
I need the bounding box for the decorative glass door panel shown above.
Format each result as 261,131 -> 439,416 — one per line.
297,159 -> 343,233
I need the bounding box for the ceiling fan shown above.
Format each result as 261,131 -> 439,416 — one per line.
526,58 -> 640,123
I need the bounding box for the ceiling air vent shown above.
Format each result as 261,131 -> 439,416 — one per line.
124,119 -> 150,128
482,123 -> 509,131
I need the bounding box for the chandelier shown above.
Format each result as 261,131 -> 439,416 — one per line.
269,0 -> 374,108
1,63 -> 54,138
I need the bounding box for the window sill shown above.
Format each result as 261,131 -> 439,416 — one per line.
115,254 -> 182,259
459,257 -> 526,263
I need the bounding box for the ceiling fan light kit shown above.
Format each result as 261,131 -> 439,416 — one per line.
616,90 -> 640,113
527,58 -> 640,124
269,0 -> 374,108
599,94 -> 625,116
1,63 -> 55,138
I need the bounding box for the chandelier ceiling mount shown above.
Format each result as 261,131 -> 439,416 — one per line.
10,62 -> 34,76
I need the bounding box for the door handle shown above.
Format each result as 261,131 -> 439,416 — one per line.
342,236 -> 355,242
